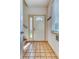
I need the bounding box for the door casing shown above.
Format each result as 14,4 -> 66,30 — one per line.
28,15 -> 46,41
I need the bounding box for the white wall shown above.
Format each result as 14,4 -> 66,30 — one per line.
23,2 -> 29,39
20,0 -> 23,32
27,7 -> 47,15
20,0 -> 23,59
47,0 -> 59,56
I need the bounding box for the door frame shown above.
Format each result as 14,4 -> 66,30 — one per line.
28,15 -> 46,41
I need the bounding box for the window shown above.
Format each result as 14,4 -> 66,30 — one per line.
52,0 -> 59,33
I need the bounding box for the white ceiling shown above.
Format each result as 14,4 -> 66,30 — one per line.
25,0 -> 50,8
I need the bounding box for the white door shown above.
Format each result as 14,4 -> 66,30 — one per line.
29,16 -> 45,41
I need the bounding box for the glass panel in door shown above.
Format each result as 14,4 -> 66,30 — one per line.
29,16 -> 33,40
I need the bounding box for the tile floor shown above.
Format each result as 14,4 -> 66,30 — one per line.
23,41 -> 58,59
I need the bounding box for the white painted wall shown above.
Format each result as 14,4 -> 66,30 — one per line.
20,0 -> 23,32
20,0 -> 23,59
47,0 -> 59,56
27,7 -> 47,15
23,2 -> 29,40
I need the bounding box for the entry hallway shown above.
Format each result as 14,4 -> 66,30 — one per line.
23,42 -> 58,59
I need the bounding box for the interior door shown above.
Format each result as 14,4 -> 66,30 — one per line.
29,16 -> 45,41
33,16 -> 45,41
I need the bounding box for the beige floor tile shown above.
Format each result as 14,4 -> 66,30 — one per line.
41,56 -> 47,59
52,56 -> 58,59
40,53 -> 46,56
49,49 -> 54,52
40,47 -> 44,50
46,53 -> 51,56
31,49 -> 36,53
45,49 -> 50,52
46,56 -> 52,59
36,53 -> 41,56
44,47 -> 48,49
50,52 -> 56,56
23,56 -> 29,59
40,49 -> 45,52
36,49 -> 40,52
24,53 -> 30,57
29,56 -> 35,59
35,57 -> 40,59
36,47 -> 40,50
30,53 -> 36,56
26,49 -> 33,53
49,47 -> 52,49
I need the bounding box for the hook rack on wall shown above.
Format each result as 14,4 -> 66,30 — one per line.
47,16 -> 52,21
23,24 -> 28,29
